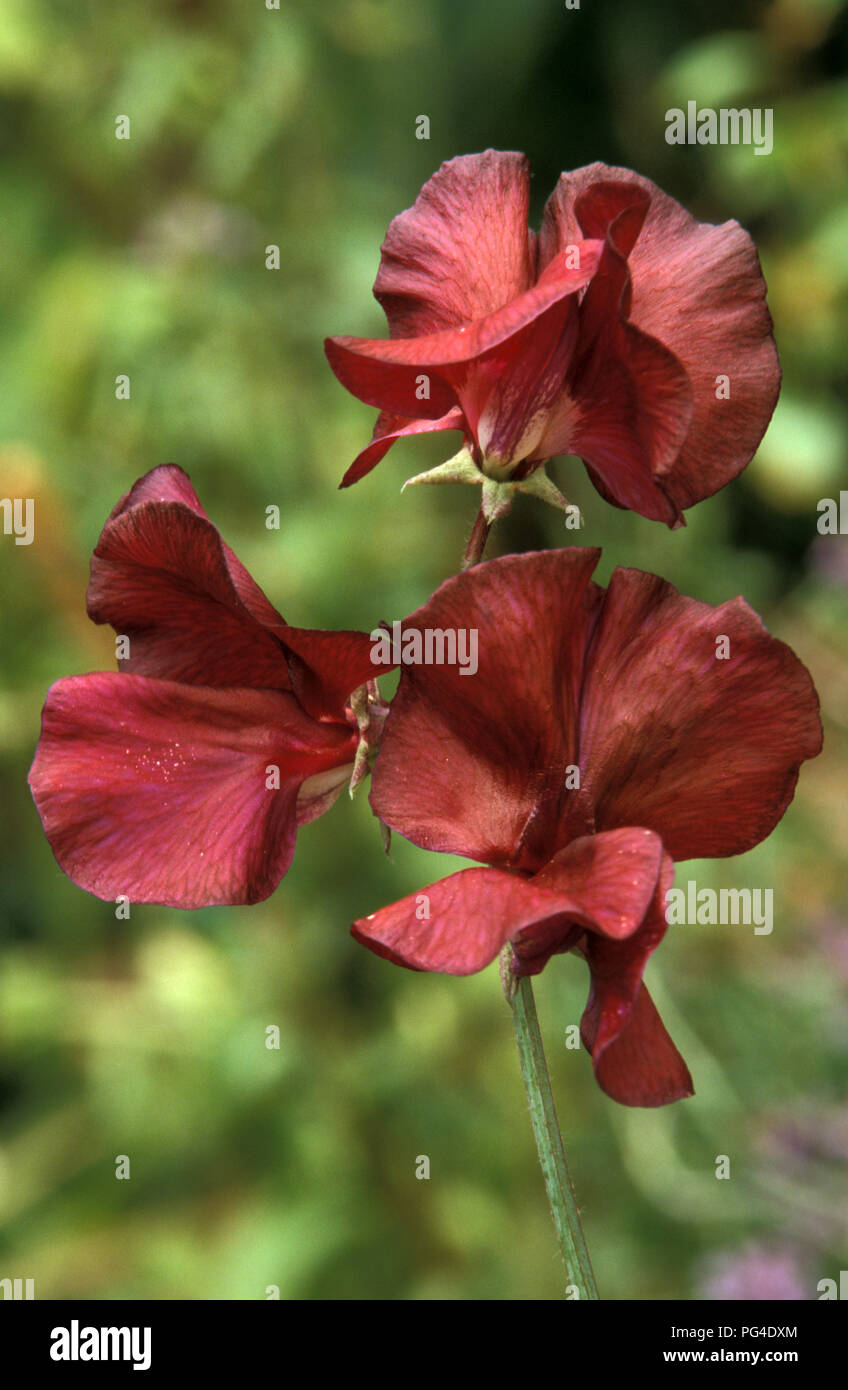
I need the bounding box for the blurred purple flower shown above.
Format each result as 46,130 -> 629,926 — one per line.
698,1242 -> 809,1301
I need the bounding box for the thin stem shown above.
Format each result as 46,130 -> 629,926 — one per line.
461,505 -> 491,568
501,946 -> 600,1299
461,500 -> 596,1297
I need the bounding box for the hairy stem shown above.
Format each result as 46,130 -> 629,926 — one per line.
461,505 -> 491,568
501,945 -> 600,1299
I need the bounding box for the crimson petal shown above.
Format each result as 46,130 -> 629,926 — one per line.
324,244 -> 601,434
277,626 -> 396,724
102,465 -> 285,629
353,867 -> 573,975
538,181 -> 692,524
512,827 -> 664,975
339,408 -> 466,488
579,568 -> 823,861
373,150 -> 536,339
354,829 -> 663,981
369,549 -> 603,869
579,854 -> 693,1106
541,163 -> 780,513
585,981 -> 694,1107
28,673 -> 357,908
88,467 -> 291,690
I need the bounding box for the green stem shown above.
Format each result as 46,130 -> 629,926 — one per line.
500,945 -> 600,1299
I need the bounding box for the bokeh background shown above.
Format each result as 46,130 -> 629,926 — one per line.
1,0 -> 847,1300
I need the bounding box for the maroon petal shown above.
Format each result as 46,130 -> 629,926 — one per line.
352,866 -> 582,975
470,269 -> 582,467
512,827 -> 663,975
352,829 -> 664,986
28,673 -> 357,908
103,465 -> 285,629
373,150 -> 536,339
541,164 -> 780,513
339,408 -> 466,488
586,981 -> 694,1107
324,243 -> 601,443
88,467 -> 291,690
276,626 -> 396,724
107,463 -> 207,515
625,177 -> 780,510
370,549 -> 603,870
579,567 -> 823,861
579,853 -> 693,1106
537,180 -> 692,524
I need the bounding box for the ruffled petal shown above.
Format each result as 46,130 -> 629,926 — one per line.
579,567 -> 823,860
355,829 -> 664,982
28,673 -> 357,908
626,176 -> 780,509
369,549 -> 603,869
352,866 -> 577,975
102,465 -> 285,629
339,408 -> 466,488
511,827 -> 663,975
324,243 -> 601,436
373,150 -> 536,339
276,626 -> 396,724
578,853 -> 693,1106
586,980 -> 694,1107
540,164 -> 780,514
538,179 -> 692,524
88,467 -> 291,690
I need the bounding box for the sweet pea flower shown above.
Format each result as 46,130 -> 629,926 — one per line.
352,550 -> 821,1106
29,466 -> 391,908
326,152 -> 780,527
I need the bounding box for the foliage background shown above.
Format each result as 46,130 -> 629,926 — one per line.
1,0 -> 847,1300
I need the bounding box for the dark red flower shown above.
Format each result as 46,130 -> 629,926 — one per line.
325,152 -> 780,526
28,466 -> 391,908
352,550 -> 822,1106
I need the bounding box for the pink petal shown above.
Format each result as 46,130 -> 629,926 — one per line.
28,673 -> 357,908
339,408 -> 466,488
369,549 -> 603,869
373,150 -> 536,339
580,567 -> 823,861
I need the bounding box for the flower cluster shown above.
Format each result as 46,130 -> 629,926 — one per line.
30,153 -> 821,1109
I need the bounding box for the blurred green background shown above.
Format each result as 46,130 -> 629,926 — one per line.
1,0 -> 847,1300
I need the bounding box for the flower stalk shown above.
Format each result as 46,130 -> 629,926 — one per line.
501,944 -> 600,1300
462,505 -> 491,568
